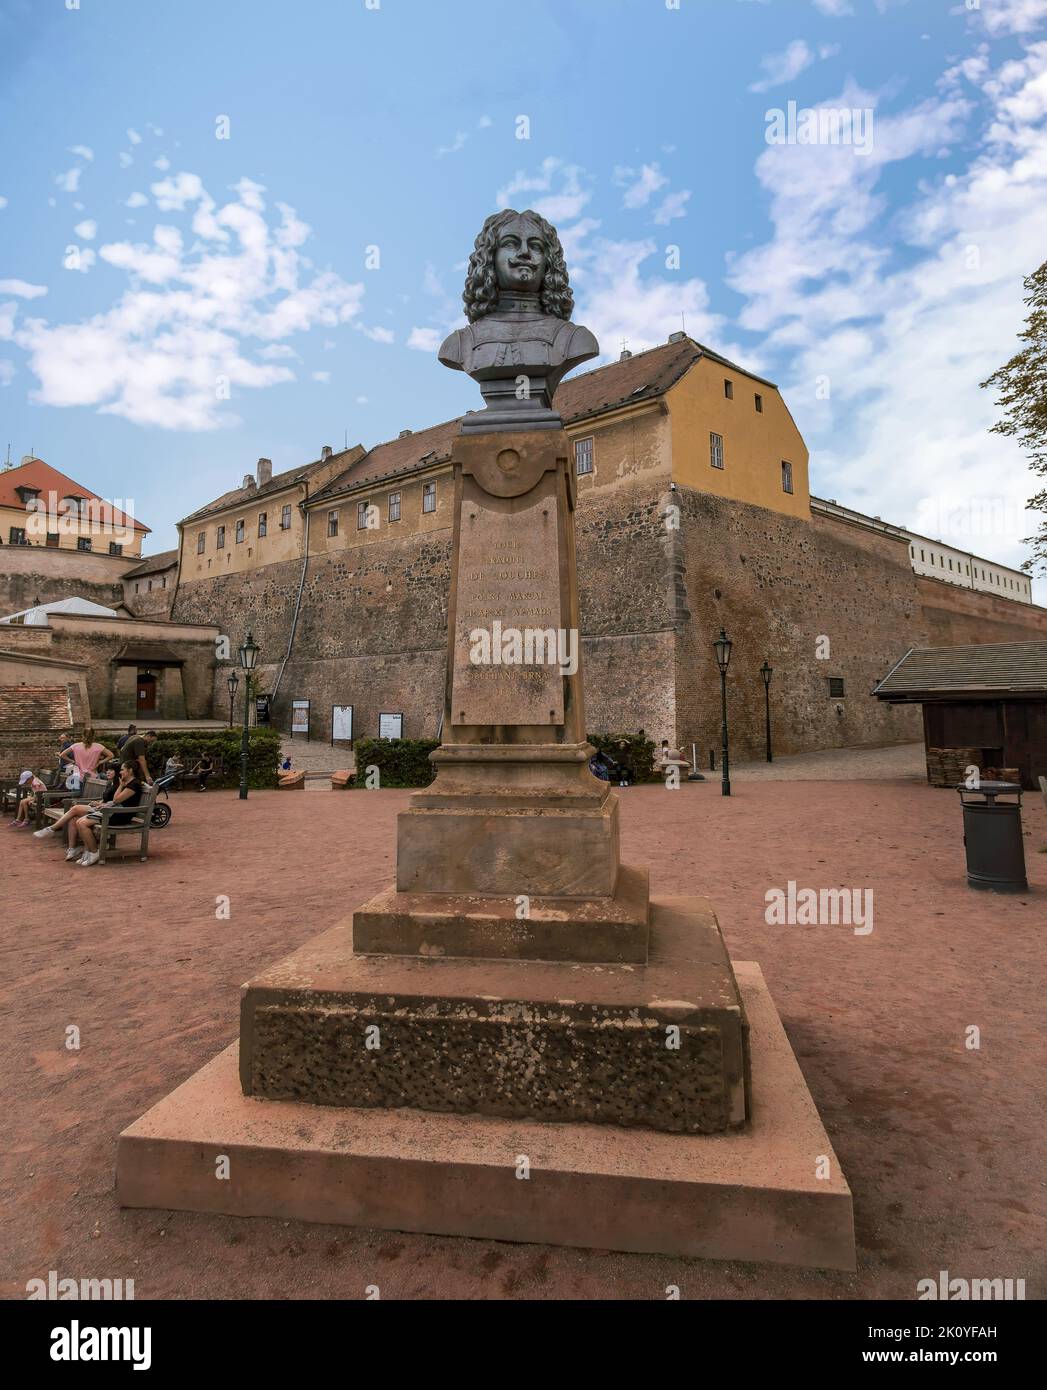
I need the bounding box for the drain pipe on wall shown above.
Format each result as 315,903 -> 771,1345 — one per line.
270,475 -> 310,710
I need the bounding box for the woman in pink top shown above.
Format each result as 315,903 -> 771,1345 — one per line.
61,728 -> 114,781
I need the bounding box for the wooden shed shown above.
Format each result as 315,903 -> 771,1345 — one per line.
872,641 -> 1047,790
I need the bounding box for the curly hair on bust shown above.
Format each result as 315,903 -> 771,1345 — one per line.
462,209 -> 574,322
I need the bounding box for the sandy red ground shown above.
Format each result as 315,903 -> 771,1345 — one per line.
2,777 -> 1044,1300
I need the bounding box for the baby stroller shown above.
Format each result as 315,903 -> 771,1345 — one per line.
150,770 -> 178,828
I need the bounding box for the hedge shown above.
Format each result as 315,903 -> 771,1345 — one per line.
588,731 -> 658,783
147,728 -> 283,790
351,732 -> 658,789
354,737 -> 440,788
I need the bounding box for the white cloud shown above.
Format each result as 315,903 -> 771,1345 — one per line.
358,324 -> 395,343
436,131 -> 468,157
749,39 -> 818,93
813,0 -> 853,14
55,168 -> 81,193
66,248 -> 96,275
125,192 -> 149,208
496,157 -> 592,222
0,279 -> 48,299
127,128 -> 142,145
407,326 -> 442,352
258,343 -> 299,360
976,0 -> 1047,36
652,190 -> 692,224
312,370 -> 331,383
0,196 -> 7,210
74,219 -> 97,240
11,174 -> 364,429
154,157 -> 171,171
119,152 -> 133,169
69,145 -> 94,162
477,115 -> 492,129
355,394 -> 368,404
728,52 -> 1047,571
0,359 -> 14,386
614,163 -> 669,209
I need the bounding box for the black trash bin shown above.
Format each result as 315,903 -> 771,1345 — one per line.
956,781 -> 1028,893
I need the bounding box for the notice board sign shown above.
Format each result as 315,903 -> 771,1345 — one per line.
291,699 -> 310,737
332,704 -> 354,743
378,712 -> 403,740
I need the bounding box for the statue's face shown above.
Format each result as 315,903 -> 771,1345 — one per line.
494,216 -> 548,293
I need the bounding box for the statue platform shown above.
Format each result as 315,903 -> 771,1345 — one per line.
116,952 -> 855,1270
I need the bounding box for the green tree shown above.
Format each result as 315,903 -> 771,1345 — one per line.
981,260 -> 1047,575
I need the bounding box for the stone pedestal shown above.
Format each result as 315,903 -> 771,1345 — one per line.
115,414 -> 853,1269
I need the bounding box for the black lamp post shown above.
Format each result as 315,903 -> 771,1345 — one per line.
713,627 -> 732,797
760,660 -> 773,763
226,669 -> 239,728
238,630 -> 259,800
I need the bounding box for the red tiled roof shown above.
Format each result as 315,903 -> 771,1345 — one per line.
312,336 -> 775,501
0,459 -> 149,532
180,449 -> 364,525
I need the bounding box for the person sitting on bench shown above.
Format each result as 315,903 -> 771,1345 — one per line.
72,760 -> 145,867
34,782 -> 110,857
188,753 -> 214,791
10,771 -> 47,828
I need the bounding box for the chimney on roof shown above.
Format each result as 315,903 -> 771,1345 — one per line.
668,331 -> 687,344
20,454 -> 35,466
256,457 -> 272,486
242,473 -> 256,490
619,348 -> 632,361
398,429 -> 412,439
320,445 -> 333,460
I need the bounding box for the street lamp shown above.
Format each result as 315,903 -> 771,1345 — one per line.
226,669 -> 239,728
237,630 -> 260,801
760,660 -> 773,764
713,628 -> 732,797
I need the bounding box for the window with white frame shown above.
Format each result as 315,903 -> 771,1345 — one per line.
710,432 -> 724,469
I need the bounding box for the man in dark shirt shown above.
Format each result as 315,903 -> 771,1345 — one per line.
121,729 -> 157,785
115,724 -> 137,752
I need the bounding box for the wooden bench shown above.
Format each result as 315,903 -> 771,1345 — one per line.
170,755 -> 224,791
89,782 -> 161,863
42,775 -> 109,825
31,769 -> 81,828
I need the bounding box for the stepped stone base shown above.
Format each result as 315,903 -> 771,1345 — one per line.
116,961 -> 855,1270
352,863 -> 651,963
239,895 -> 748,1134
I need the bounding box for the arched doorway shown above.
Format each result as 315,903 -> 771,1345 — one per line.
136,670 -> 157,712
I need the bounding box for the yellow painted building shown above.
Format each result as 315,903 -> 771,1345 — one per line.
0,457 -> 148,557
176,448 -> 363,584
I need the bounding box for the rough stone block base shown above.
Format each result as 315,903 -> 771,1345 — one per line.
239,895 -> 747,1134
352,862 -> 650,963
115,962 -> 855,1270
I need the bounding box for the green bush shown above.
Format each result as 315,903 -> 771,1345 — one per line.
354,737 -> 439,788
588,731 -> 658,783
147,728 -> 283,790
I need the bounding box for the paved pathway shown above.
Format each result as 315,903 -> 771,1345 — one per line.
3,774 -> 1042,1300
729,740 -> 924,782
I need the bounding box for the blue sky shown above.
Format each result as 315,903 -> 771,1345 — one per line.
1,0 -> 1045,587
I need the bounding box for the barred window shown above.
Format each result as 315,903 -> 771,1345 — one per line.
258,512 -> 267,538
388,492 -> 401,522
77,536 -> 92,552
236,519 -> 245,543
710,432 -> 724,469
197,531 -> 205,554
422,481 -> 436,513
575,437 -> 593,475
828,677 -> 845,698
280,504 -> 292,529
109,542 -> 123,556
357,500 -> 369,530
328,509 -> 339,537
216,525 -> 225,548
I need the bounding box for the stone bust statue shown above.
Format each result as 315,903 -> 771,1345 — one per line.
439,208 -> 599,433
